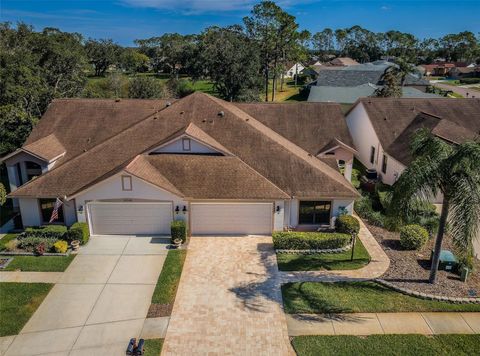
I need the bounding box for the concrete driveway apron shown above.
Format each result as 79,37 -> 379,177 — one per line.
5,235 -> 169,356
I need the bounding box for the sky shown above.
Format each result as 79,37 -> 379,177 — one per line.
1,0 -> 479,45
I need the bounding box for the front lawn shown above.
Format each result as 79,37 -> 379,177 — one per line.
0,234 -> 17,251
276,238 -> 370,271
0,255 -> 76,272
282,281 -> 480,314
144,338 -> 164,356
0,282 -> 53,336
292,334 -> 480,356
151,249 -> 187,304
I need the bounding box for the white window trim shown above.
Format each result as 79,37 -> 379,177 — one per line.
121,175 -> 132,191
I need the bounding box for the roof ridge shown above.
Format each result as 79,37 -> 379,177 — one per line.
205,94 -> 358,196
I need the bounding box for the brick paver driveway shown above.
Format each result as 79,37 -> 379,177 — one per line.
162,236 -> 294,356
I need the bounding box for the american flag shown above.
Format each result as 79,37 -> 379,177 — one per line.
49,198 -> 63,223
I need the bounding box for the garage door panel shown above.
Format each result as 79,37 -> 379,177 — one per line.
191,203 -> 272,235
88,202 -> 173,235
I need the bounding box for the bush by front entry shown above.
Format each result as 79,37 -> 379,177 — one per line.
171,220 -> 187,244
272,231 -> 351,250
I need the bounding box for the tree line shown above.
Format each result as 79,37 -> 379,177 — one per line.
1,0 -> 480,156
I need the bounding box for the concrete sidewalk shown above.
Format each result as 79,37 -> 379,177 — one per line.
279,215 -> 390,283
286,312 -> 480,336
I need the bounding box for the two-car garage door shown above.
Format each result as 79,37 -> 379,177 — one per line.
190,202 -> 273,235
88,201 -> 273,236
88,202 -> 173,235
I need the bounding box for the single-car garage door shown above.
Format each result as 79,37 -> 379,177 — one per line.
191,202 -> 273,235
88,202 -> 173,235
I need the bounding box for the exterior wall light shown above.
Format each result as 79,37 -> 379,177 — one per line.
175,206 -> 180,214
182,206 -> 188,213
276,205 -> 281,213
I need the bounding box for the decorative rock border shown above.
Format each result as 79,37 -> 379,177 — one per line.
376,278 -> 480,304
0,250 -> 71,257
276,243 -> 352,255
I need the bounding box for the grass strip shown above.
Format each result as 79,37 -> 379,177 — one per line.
151,249 -> 187,304
0,255 -> 76,272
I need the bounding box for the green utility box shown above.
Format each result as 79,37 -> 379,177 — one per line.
431,250 -> 458,272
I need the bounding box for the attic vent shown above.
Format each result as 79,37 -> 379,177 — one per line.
166,102 -> 172,107
218,111 -> 225,117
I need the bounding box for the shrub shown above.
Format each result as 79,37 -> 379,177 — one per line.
459,78 -> 480,84
0,183 -> 6,206
68,222 -> 89,245
400,224 -> 429,250
4,239 -> 18,252
354,195 -> 374,217
34,241 -> 46,255
24,225 -> 67,240
351,169 -> 361,189
18,237 -> 57,253
53,240 -> 68,254
335,215 -> 360,235
171,220 -> 187,244
366,211 -> 385,227
272,232 -> 351,250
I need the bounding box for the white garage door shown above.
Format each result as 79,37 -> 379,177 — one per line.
88,202 -> 173,235
191,202 -> 273,235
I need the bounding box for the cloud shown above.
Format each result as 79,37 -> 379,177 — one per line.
381,5 -> 390,11
120,0 -> 320,14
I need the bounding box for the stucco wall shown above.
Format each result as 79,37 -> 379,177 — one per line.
273,200 -> 285,231
74,172 -> 188,225
18,198 -> 42,227
287,198 -> 355,228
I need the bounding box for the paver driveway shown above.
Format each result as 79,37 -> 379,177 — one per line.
5,235 -> 169,356
162,236 -> 294,356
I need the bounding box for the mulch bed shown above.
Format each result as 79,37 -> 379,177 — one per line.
367,223 -> 480,298
147,303 -> 173,318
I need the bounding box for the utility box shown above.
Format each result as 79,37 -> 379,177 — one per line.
431,250 -> 458,272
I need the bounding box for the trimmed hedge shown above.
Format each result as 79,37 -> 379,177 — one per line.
23,225 -> 67,240
400,224 -> 429,250
335,215 -> 360,235
171,220 -> 187,244
68,222 -> 89,245
272,232 -> 351,250
459,78 -> 480,84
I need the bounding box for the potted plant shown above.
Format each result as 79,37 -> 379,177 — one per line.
173,238 -> 183,248
71,240 -> 80,251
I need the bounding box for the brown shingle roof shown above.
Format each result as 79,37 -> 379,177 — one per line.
23,134 -> 65,162
143,155 -> 289,199
10,93 -> 358,199
235,102 -> 355,156
356,98 -> 480,165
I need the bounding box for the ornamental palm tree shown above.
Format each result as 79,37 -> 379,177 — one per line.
390,129 -> 480,283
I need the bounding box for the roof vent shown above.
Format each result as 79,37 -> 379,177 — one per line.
218,111 -> 225,117
115,98 -> 121,102
180,111 -> 184,115
87,138 -> 91,142
202,119 -> 207,123
246,118 -> 249,121
384,116 -> 387,121
166,102 -> 171,107
153,116 -> 158,120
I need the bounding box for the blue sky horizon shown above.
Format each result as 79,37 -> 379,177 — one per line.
1,0 -> 479,45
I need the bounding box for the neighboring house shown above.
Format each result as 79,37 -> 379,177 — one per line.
421,62 -> 468,77
2,93 -> 358,236
448,66 -> 480,79
308,61 -> 436,104
329,57 -> 359,66
345,98 -> 480,193
284,62 -> 305,78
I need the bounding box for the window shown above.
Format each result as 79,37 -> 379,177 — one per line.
381,154 -> 388,174
25,161 -> 42,181
122,175 -> 132,191
299,201 -> 331,225
39,199 -> 64,223
182,138 -> 191,151
370,146 -> 376,164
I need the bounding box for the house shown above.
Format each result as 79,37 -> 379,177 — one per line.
3,92 -> 359,236
284,62 -> 305,78
308,61 -> 436,104
420,62 -> 468,77
329,57 -> 359,67
345,98 -> 480,192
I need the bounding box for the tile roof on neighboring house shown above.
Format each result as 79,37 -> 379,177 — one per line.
308,84 -> 440,104
355,98 -> 480,165
10,93 -> 359,200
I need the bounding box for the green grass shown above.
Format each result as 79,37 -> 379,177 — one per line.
151,249 -> 187,304
282,281 -> 480,314
143,338 -> 164,356
276,238 -> 370,271
292,334 -> 480,356
0,234 -> 17,251
0,282 -> 53,336
448,92 -> 464,98
0,255 -> 76,272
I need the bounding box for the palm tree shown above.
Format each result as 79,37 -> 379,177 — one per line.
390,129 -> 480,283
